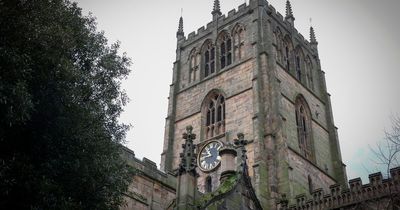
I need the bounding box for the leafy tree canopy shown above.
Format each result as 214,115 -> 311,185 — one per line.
0,0 -> 132,209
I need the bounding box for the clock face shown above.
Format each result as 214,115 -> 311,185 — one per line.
198,141 -> 223,172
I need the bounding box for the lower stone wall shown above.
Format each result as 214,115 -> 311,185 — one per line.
288,148 -> 336,201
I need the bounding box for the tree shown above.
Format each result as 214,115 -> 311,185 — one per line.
0,0 -> 132,209
369,115 -> 400,209
371,115 -> 400,176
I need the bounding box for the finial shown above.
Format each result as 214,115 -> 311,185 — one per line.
212,0 -> 222,19
285,0 -> 293,17
310,26 -> 318,44
285,0 -> 295,24
176,15 -> 184,38
178,126 -> 197,176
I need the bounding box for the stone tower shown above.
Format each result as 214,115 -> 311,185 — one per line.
160,0 -> 347,208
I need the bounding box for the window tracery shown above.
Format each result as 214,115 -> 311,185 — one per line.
283,36 -> 292,72
305,56 -> 314,90
189,49 -> 200,83
219,33 -> 232,69
204,92 -> 225,139
274,28 -> 284,64
295,95 -> 313,160
203,41 -> 215,78
295,47 -> 304,81
233,25 -> 245,61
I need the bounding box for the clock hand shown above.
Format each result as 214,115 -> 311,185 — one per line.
206,149 -> 212,156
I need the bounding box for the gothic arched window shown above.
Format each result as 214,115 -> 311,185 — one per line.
204,92 -> 225,139
305,56 -> 314,90
295,95 -> 313,160
219,33 -> 232,69
295,47 -> 304,81
277,33 -> 283,63
283,36 -> 292,72
233,25 -> 245,61
296,55 -> 302,80
203,41 -> 215,78
189,49 -> 199,83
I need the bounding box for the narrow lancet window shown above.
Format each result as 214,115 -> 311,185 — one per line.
219,33 -> 232,69
305,57 -> 314,90
295,95 -> 313,160
189,49 -> 199,83
204,42 -> 215,78
296,55 -> 302,80
233,25 -> 245,61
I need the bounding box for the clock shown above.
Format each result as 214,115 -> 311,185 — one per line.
198,141 -> 223,172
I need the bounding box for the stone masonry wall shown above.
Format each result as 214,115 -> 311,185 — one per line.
287,149 -> 336,200
277,65 -> 334,173
121,148 -> 176,210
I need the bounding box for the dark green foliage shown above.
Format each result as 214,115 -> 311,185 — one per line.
0,0 -> 132,209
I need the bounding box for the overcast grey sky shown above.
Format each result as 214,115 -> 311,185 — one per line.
75,0 -> 400,180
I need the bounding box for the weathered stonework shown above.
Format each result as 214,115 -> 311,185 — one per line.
279,167 -> 400,210
119,1 -> 400,209
121,148 -> 176,210
160,0 -> 347,209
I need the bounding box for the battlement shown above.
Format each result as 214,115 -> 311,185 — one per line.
181,2 -> 251,47
280,167 -> 400,210
121,147 -> 176,190
266,2 -> 315,54
180,0 -> 316,56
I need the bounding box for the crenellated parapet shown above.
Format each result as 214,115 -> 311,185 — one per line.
121,147 -> 176,190
181,2 -> 251,48
120,147 -> 177,210
280,167 -> 400,210
179,0 -> 315,56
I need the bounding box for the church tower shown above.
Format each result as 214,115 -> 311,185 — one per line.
160,0 -> 347,208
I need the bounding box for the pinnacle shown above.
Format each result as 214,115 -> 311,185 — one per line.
178,126 -> 197,176
177,16 -> 184,37
212,0 -> 222,16
285,0 -> 294,19
310,26 -> 317,44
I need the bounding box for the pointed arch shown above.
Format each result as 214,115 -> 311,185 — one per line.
283,35 -> 293,72
304,55 -> 314,90
217,31 -> 232,69
201,39 -> 216,78
294,94 -> 314,160
188,48 -> 200,83
294,46 -> 305,81
232,23 -> 246,61
274,27 -> 284,64
202,89 -> 226,139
